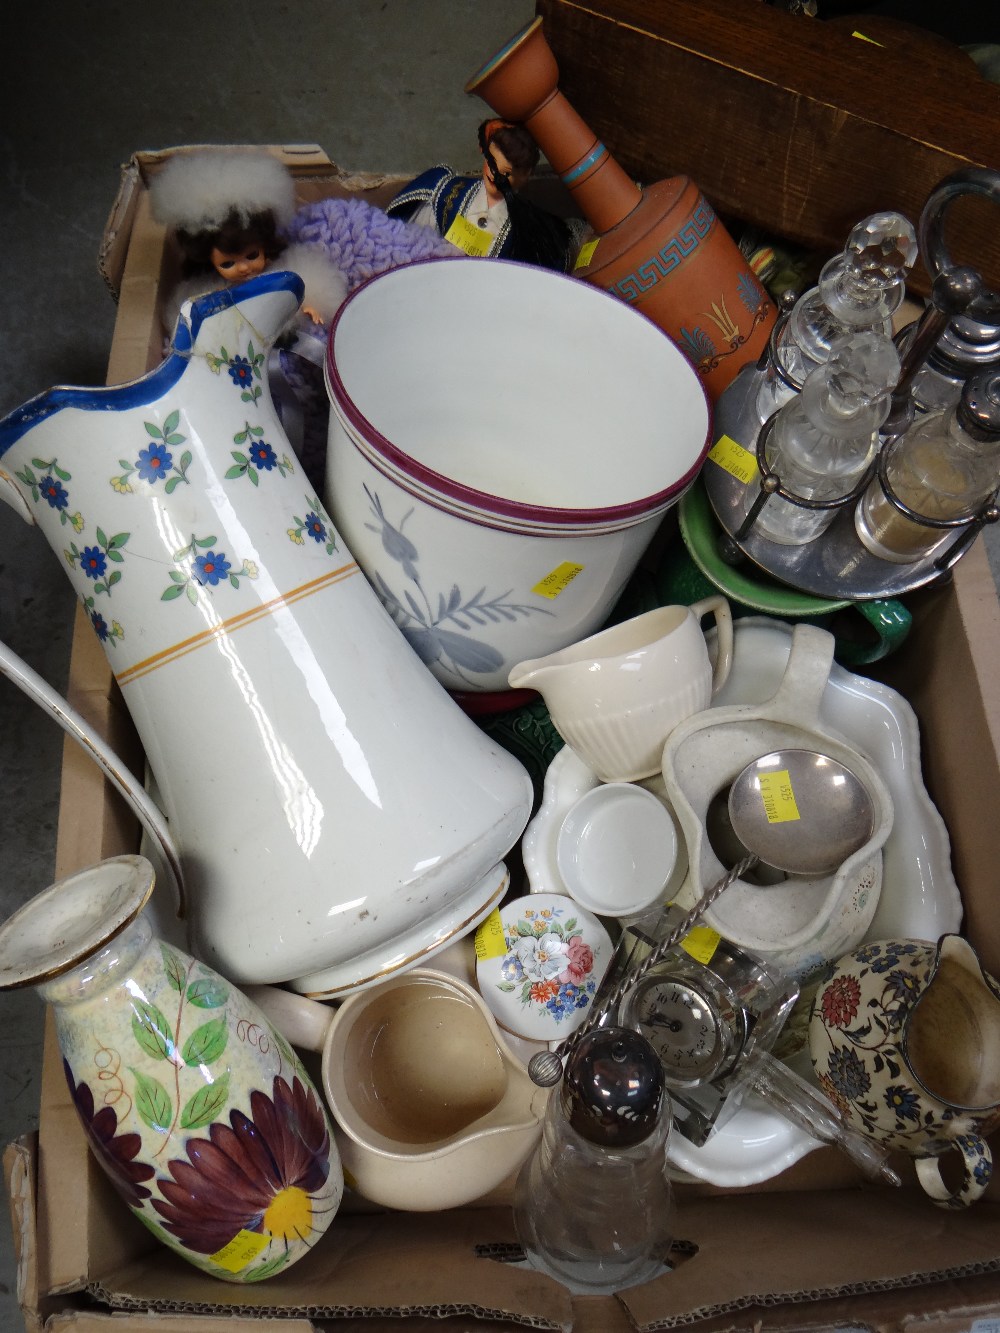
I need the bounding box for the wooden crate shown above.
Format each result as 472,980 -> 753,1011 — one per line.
535,0 -> 1000,294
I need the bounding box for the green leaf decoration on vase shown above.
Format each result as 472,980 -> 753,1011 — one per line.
182,1018 -> 228,1067
131,1000 -> 175,1061
131,1068 -> 174,1135
186,976 -> 229,1009
180,1071 -> 232,1131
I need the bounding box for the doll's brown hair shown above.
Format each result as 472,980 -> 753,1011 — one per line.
177,208 -> 285,276
479,119 -> 540,176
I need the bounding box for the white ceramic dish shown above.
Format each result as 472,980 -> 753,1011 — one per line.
524,755 -> 689,907
661,624 -> 893,978
523,615 -> 961,1186
556,783 -> 679,916
667,1088 -> 822,1187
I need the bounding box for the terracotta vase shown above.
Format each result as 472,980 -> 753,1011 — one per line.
0,855 -> 344,1280
467,18 -> 777,399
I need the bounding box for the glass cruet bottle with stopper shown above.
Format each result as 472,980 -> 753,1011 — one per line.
855,369 -> 1000,563
746,330 -> 900,546
756,212 -> 916,423
512,1026 -> 674,1294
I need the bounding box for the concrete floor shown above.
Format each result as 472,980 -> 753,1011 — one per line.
1,2 -> 998,1328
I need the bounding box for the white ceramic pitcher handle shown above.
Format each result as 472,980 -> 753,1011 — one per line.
690,595 -> 733,696
759,622 -> 835,727
0,635 -> 186,919
915,1136 -> 992,1209
243,984 -> 335,1055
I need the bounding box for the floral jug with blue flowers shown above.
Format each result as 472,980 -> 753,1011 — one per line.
0,274 -> 532,997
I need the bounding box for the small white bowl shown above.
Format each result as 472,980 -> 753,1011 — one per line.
474,892 -> 613,1041
556,783 -> 678,917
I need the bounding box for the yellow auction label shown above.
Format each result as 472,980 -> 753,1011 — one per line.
574,237 -> 600,270
759,770 -> 801,824
533,561 -> 585,600
210,1228 -> 270,1273
444,213 -> 494,256
680,923 -> 722,965
708,434 -> 759,486
475,908 -> 507,961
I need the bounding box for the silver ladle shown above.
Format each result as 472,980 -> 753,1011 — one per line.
527,747 -> 876,1088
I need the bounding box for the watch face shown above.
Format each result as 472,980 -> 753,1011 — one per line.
621,973 -> 735,1087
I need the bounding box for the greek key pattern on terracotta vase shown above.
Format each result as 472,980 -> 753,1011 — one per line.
611,198 -> 716,302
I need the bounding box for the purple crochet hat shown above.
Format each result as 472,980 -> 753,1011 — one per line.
281,196 -> 457,292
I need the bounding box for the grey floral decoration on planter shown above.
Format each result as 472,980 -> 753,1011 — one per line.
362,485 -> 553,688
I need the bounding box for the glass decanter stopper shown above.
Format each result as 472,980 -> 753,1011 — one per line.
513,1026 -> 674,1294
855,369 -> 1000,563
748,330 -> 900,546
757,212 -> 916,421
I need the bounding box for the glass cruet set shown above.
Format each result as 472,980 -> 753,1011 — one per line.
730,185 -> 1000,574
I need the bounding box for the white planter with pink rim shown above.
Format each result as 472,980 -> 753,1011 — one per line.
324,257 -> 712,693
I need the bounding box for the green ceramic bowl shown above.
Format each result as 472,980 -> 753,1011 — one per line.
613,480 -> 911,668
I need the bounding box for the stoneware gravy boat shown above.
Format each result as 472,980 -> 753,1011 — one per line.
660,623 -> 894,980
508,595 -> 734,782
247,969 -> 550,1212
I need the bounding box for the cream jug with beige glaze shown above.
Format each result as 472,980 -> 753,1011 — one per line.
247,969 -> 550,1211
508,596 -> 733,781
809,935 -> 1000,1207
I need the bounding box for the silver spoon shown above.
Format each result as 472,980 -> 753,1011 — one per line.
527,747 -> 876,1088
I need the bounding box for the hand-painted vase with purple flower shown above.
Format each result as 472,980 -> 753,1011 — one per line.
0,855 -> 343,1281
808,935 -> 1000,1208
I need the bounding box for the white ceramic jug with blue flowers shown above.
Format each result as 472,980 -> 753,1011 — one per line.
0,273 -> 532,997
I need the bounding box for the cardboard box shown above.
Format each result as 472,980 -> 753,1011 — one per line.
7,144 -> 1000,1329
535,0 -> 1000,298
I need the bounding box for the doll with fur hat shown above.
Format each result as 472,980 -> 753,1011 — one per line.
150,148 -> 349,335
150,148 -> 459,485
150,148 -> 352,486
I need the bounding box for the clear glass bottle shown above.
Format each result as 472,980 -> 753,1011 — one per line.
756,212 -> 916,422
906,313 -> 1000,416
513,1026 -> 674,1294
855,369 -> 1000,563
748,330 -> 900,546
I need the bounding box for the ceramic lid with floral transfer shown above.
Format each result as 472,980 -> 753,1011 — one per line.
473,892 -> 613,1041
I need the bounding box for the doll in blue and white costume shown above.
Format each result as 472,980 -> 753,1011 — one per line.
386,120 -> 576,272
